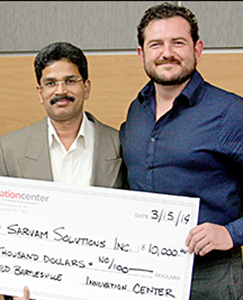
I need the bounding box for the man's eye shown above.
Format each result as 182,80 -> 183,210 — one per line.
45,81 -> 56,87
174,40 -> 185,46
150,43 -> 160,48
65,79 -> 75,85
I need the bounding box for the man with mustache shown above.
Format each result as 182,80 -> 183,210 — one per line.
0,41 -> 126,189
0,41 -> 127,300
120,2 -> 243,299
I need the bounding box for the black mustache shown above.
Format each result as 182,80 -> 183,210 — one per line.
50,96 -> 75,105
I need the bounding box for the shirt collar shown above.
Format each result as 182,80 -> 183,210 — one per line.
138,70 -> 205,109
48,111 -> 89,149
179,70 -> 205,106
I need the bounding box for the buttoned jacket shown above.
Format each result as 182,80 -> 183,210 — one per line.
0,112 -> 126,188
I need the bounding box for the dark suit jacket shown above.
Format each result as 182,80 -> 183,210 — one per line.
0,112 -> 126,188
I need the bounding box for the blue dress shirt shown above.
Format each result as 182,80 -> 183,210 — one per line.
120,70 -> 243,247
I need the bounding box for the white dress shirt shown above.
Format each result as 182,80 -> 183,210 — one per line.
48,112 -> 95,186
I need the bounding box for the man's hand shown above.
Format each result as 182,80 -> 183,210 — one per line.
185,223 -> 233,256
13,286 -> 30,300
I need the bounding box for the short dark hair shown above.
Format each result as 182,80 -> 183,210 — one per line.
34,42 -> 88,85
137,2 -> 199,48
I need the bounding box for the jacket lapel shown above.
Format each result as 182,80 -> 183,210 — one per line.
18,117 -> 53,181
86,112 -> 122,188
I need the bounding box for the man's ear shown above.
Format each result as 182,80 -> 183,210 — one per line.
194,40 -> 204,64
83,79 -> 91,100
36,86 -> 44,105
137,46 -> 145,67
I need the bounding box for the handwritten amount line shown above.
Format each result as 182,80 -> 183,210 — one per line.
86,267 -> 153,278
129,268 -> 153,273
107,258 -> 153,275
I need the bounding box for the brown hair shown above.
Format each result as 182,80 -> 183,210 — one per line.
137,2 -> 199,48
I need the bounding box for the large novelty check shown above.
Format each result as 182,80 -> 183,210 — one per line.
0,176 -> 199,300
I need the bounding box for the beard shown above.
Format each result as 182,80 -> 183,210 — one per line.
144,56 -> 197,86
